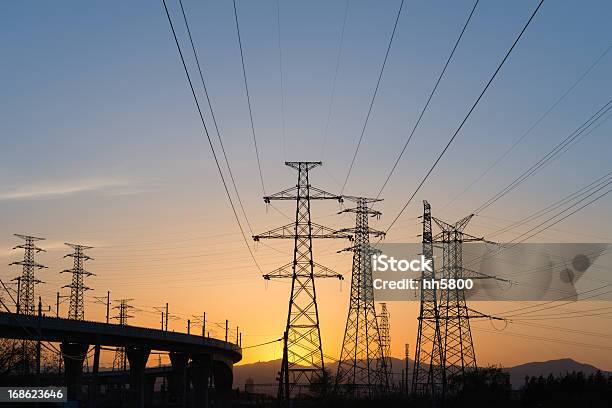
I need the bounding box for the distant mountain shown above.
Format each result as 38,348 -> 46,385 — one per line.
504,358 -> 610,389
234,357 -> 409,393
234,357 -> 610,392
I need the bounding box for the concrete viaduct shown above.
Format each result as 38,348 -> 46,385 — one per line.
0,311 -> 242,407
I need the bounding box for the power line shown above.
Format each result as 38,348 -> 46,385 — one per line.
474,327 -> 612,352
0,278 -> 17,306
375,0 -> 480,199
440,44 -> 612,212
384,0 -> 545,236
507,182 -> 612,246
242,336 -> 283,349
503,286 -> 612,319
177,0 -> 255,235
160,0 -> 263,274
232,0 -> 266,195
486,171 -> 612,239
321,0 -> 350,160
474,97 -> 612,213
340,0 -> 405,194
461,175 -> 612,272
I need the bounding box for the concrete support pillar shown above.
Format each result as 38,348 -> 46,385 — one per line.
126,346 -> 150,408
169,352 -> 189,407
60,342 -> 89,403
90,344 -> 101,408
191,354 -> 211,408
145,375 -> 156,407
212,361 -> 233,408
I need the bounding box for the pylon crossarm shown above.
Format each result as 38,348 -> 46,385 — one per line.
432,217 -> 454,232
61,269 -> 96,276
339,207 -> 382,218
312,263 -> 344,280
460,231 -> 491,243
341,195 -> 383,204
311,223 -> 351,239
263,262 -> 343,280
254,223 -> 351,240
308,186 -> 343,202
64,254 -> 94,261
338,242 -> 384,254
263,186 -> 299,202
253,224 -> 295,240
10,261 -> 47,269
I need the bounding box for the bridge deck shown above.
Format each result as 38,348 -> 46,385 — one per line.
0,312 -> 241,363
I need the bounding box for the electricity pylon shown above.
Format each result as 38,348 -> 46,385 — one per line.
413,202 -> 503,397
335,197 -> 389,397
253,161 -> 350,402
412,201 -> 445,397
112,299 -> 133,371
432,214 -> 493,380
379,303 -> 392,386
10,234 -> 47,315
61,243 -> 94,320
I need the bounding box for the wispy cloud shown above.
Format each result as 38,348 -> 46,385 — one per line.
0,177 -> 139,202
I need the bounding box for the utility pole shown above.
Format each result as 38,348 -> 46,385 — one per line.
61,243 -> 94,321
56,292 -> 60,317
15,277 -> 21,314
253,162 -> 349,402
202,312 -> 205,337
106,291 -> 110,323
165,303 -> 169,331
225,319 -> 228,342
335,197 -> 389,397
36,297 -> 42,381
405,343 -> 410,394
10,234 -> 47,315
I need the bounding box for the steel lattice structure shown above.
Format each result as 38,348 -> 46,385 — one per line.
10,234 -> 47,315
112,299 -> 134,371
61,243 -> 95,321
432,214 -> 484,380
335,197 -> 389,397
412,201 -> 445,397
379,302 -> 392,387
253,162 -> 350,402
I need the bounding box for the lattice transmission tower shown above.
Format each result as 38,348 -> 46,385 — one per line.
335,197 -> 389,397
253,161 -> 349,402
61,243 -> 95,320
379,302 -> 392,385
412,201 -> 445,397
112,299 -> 134,371
10,234 -> 47,315
432,213 -> 490,380
413,201 -> 501,398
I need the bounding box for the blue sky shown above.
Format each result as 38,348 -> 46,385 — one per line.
1,1 -> 612,366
